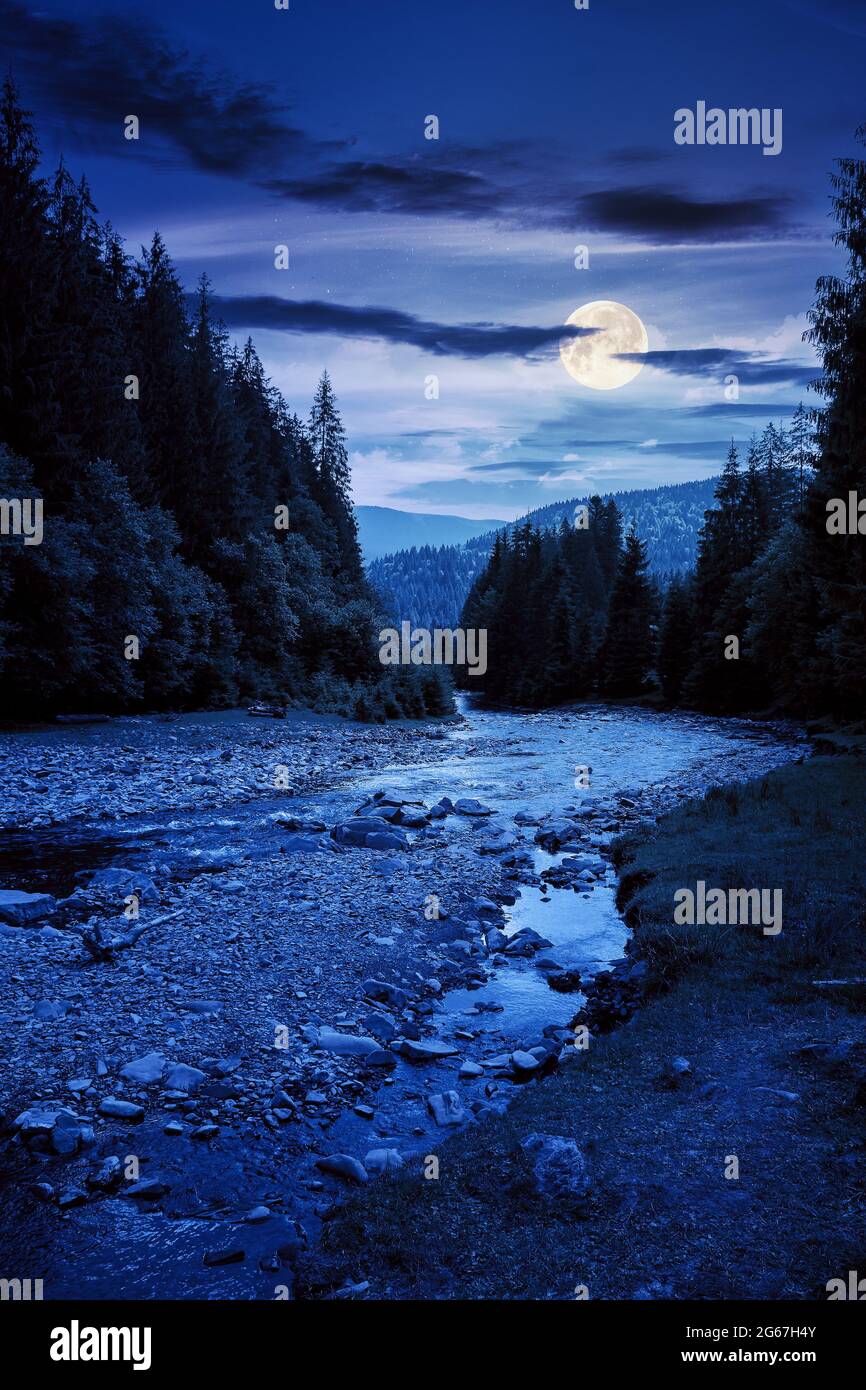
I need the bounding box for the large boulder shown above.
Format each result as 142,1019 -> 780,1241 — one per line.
453,798 -> 494,817
520,1133 -> 592,1206
365,830 -> 409,851
331,817 -> 408,850
282,834 -> 325,853
331,816 -> 390,845
0,889 -> 56,927
534,821 -> 582,853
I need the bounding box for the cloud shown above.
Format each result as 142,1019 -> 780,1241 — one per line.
261,161 -> 507,219
614,348 -> 817,385
3,2 -> 799,247
0,0 -> 330,176
574,187 -> 790,240
684,401 -> 803,418
205,294 -> 598,359
262,166 -> 794,241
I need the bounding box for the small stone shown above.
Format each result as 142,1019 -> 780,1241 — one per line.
163,1062 -> 207,1093
204,1247 -> 245,1267
511,1050 -> 540,1074
427,1090 -> 465,1126
394,1038 -> 459,1062
57,1187 -> 87,1209
33,999 -> 73,1021
315,1153 -> 368,1184
364,1049 -> 397,1069
659,1056 -> 693,1088
364,1148 -> 404,1175
120,1052 -> 167,1085
314,1028 -> 379,1058
99,1098 -> 145,1122
125,1179 -> 168,1199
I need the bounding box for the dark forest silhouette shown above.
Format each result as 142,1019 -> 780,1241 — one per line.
0,80 -> 450,721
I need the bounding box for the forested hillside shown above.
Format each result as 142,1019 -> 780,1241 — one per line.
460,407 -> 826,711
0,82 -> 450,721
510,477 -> 719,575
368,476 -> 719,631
367,544 -> 488,631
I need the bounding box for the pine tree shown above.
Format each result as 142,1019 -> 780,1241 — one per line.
788,401 -> 816,507
307,370 -> 364,587
657,575 -> 694,703
598,526 -> 654,697
130,232 -> 196,515
0,76 -> 57,473
801,123 -> 866,716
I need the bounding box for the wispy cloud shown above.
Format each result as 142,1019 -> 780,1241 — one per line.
205,294 -> 598,359
614,347 -> 817,385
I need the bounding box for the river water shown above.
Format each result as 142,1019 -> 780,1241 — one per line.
0,698 -> 806,1297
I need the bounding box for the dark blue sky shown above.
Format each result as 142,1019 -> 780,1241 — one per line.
4,0 -> 864,517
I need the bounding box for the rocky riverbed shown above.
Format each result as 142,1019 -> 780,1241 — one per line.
0,699 -> 807,1298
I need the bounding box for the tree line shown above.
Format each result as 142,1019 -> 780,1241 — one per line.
0,80 -> 450,721
459,124 -> 866,720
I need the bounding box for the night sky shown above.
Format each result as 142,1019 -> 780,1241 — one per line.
3,0 -> 864,518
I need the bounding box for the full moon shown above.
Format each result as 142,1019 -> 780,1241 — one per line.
560,300 -> 648,390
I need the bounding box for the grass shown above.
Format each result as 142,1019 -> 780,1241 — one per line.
613,755 -> 866,987
298,755 -> 866,1301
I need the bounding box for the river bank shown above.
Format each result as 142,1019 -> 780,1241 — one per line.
310,751 -> 866,1300
0,699 -> 812,1298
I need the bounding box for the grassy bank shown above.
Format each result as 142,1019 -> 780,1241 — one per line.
299,754 -> 866,1300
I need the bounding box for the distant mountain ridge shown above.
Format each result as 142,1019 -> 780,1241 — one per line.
355,506 -> 506,560
367,477 -> 719,630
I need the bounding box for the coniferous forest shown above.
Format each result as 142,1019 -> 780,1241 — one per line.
460,126 -> 866,720
0,81 -> 450,722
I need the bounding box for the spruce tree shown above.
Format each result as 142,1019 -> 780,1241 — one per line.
657,576 -> 694,703
598,526 -> 654,697
802,122 -> 866,716
308,371 -> 364,587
